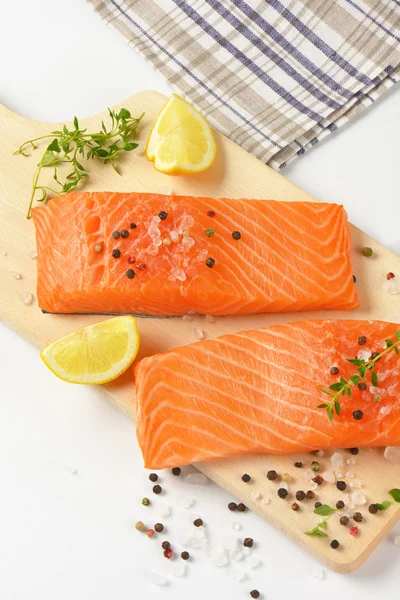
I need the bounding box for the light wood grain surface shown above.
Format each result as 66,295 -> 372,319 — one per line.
0,91 -> 399,573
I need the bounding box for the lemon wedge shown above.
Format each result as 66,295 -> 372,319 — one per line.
40,316 -> 140,384
146,93 -> 216,174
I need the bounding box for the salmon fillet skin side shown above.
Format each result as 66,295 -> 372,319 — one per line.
32,192 -> 358,315
134,320 -> 400,469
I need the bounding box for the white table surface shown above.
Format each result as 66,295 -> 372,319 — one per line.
1,1 -> 399,598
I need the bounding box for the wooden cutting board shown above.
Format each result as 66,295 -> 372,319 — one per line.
1,91 -> 399,573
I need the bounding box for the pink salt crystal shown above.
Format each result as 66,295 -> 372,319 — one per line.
380,405 -> 392,416
384,446 -> 400,464
194,328 -> 205,340
322,470 -> 335,484
330,452 -> 344,467
19,292 -> 33,305
197,249 -> 208,262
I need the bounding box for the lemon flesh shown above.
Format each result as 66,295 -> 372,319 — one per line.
40,316 -> 140,384
146,94 -> 216,174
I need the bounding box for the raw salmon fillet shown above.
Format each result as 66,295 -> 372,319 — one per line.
32,192 -> 358,315
135,320 -> 400,469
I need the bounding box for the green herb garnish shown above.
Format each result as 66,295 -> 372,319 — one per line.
375,489 -> 400,511
305,504 -> 337,536
319,332 -> 400,421
14,108 -> 144,218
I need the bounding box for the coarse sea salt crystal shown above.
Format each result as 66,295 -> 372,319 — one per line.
279,481 -> 288,491
205,314 -> 215,323
194,328 -> 205,340
357,349 -> 371,361
181,497 -> 195,509
251,491 -> 261,500
159,503 -> 171,518
394,536 -> 400,546
306,469 -> 314,480
322,470 -> 335,484
172,563 -> 187,577
10,271 -> 21,280
309,482 -> 319,491
384,446 -> 400,464
182,315 -> 191,322
347,457 -> 357,466
350,480 -> 362,489
380,405 -> 392,416
180,236 -> 195,250
369,386 -> 382,396
313,569 -> 325,581
20,292 -> 33,305
248,556 -> 261,569
387,385 -> 396,396
232,522 -> 242,531
351,491 -> 366,505
171,230 -> 180,243
168,267 -> 186,282
262,498 -> 270,505
230,550 -> 244,562
28,250 -> 37,259
231,568 -> 248,582
346,471 -> 354,479
331,452 -> 344,467
384,278 -> 400,295
70,468 -> 78,475
209,547 -> 228,568
184,473 -> 208,485
197,249 -> 208,262
335,471 -> 343,478
157,187 -> 173,195
149,572 -> 168,586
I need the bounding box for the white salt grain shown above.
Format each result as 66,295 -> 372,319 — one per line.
159,503 -> 171,518
209,547 -> 228,568
70,468 -> 78,475
384,278 -> 400,295
350,480 -> 362,489
251,491 -> 261,500
230,550 -> 244,562
172,563 -> 187,577
323,470 -> 336,484
384,446 -> 400,464
156,187 -> 173,195
262,498 -> 270,505
193,328 -> 205,340
28,250 -> 37,259
184,473 -> 208,485
335,471 -> 343,478
232,522 -> 242,531
205,315 -> 215,323
20,292 -> 33,305
347,457 -> 357,466
279,481 -> 288,491
380,405 -> 392,416
10,271 -> 21,279
357,349 -> 371,361
313,569 -> 325,581
306,469 -> 314,480
181,496 -> 195,509
149,572 -> 168,586
394,536 -> 400,546
248,556 -> 261,569
351,491 -> 366,505
331,452 -> 344,467
182,315 -> 191,322
346,471 -> 355,479
231,568 -> 248,582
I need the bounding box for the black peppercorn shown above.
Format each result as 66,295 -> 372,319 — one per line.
296,490 -> 306,501
228,502 -> 238,511
241,473 -> 251,482
193,518 -> 203,527
267,470 -> 278,481
340,516 -> 350,526
112,249 -> 121,259
350,447 -> 360,455
368,504 -> 378,514
336,500 -> 345,509
353,409 -> 364,420
130,222 -> 137,229
154,523 -> 164,533
358,382 -> 367,391
112,230 -> 120,239
158,211 -> 168,220
330,539 -> 340,549
237,503 -> 246,512
152,484 -> 162,494
330,366 -> 339,375
278,488 -> 288,499
353,275 -> 357,283
181,551 -> 190,560
172,467 -> 181,476
358,335 -> 367,345
337,481 -> 347,491
121,229 -> 129,238
205,257 -> 215,268
370,352 -> 380,360
161,541 -> 170,550
306,490 -> 315,500
294,462 -> 303,468
353,512 -> 363,523
315,502 -> 322,509
243,537 -> 254,548
126,269 -> 135,279
291,502 -> 300,511
149,473 -> 158,482
250,591 -> 260,599
232,231 -> 241,240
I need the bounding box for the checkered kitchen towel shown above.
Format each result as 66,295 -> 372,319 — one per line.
88,0 -> 400,169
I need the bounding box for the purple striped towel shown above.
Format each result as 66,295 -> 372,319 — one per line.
88,0 -> 400,169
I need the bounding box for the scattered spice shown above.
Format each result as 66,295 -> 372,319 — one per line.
243,537 -> 254,548
278,488 -> 288,499
130,223 -> 137,229
350,526 -> 359,536
267,470 -> 278,481
282,473 -> 293,483
352,410 -> 364,420
146,529 -> 155,538
315,502 -> 322,509
126,269 -> 135,279
336,500 -> 345,509
161,541 -> 171,550
172,467 -> 181,476
353,512 -> 363,523
152,485 -> 162,495
112,230 -> 120,240
181,551 -> 190,560
294,461 -> 303,468
241,474 -> 251,482
350,448 -> 360,455
250,591 -> 260,599
387,272 -> 395,280
193,518 -> 203,527
228,502 -> 238,511
296,491 -> 306,501
142,497 -> 150,506
357,382 -> 367,391
337,481 -> 347,491
358,335 -> 367,345
135,521 -> 145,531
330,539 -> 340,549
362,247 -> 373,257
163,238 -> 171,246
95,243 -> 103,253
182,230 -> 190,237
206,210 -> 215,218
353,275 -> 357,283
370,352 -> 380,360
237,503 -> 247,512
340,516 -> 350,526
232,231 -> 241,240
136,263 -> 146,271
121,229 -> 129,238
127,256 -> 136,264
369,504 -> 379,514
314,450 -> 325,458
311,461 -> 320,472
291,502 -> 300,511
330,366 -> 339,375
158,211 -> 168,220
306,490 -> 315,500
149,473 -> 158,482
205,228 -> 214,237
112,249 -> 121,259
163,548 -> 173,559
205,257 -> 215,268
154,523 -> 164,533
312,475 -> 324,486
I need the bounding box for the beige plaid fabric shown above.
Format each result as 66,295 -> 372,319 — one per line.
88,0 -> 400,169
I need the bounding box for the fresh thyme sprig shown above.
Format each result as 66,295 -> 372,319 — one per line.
319,331 -> 400,421
305,504 -> 336,537
14,108 -> 144,218
376,488 -> 400,510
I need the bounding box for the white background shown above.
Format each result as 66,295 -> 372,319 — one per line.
0,1 -> 399,598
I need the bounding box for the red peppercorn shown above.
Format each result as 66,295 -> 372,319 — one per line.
312,475 -> 324,486
136,263 -> 147,271
127,256 -> 136,264
387,272 -> 395,280
207,210 -> 215,218
146,529 -> 155,538
349,526 -> 359,536
163,548 -> 173,559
